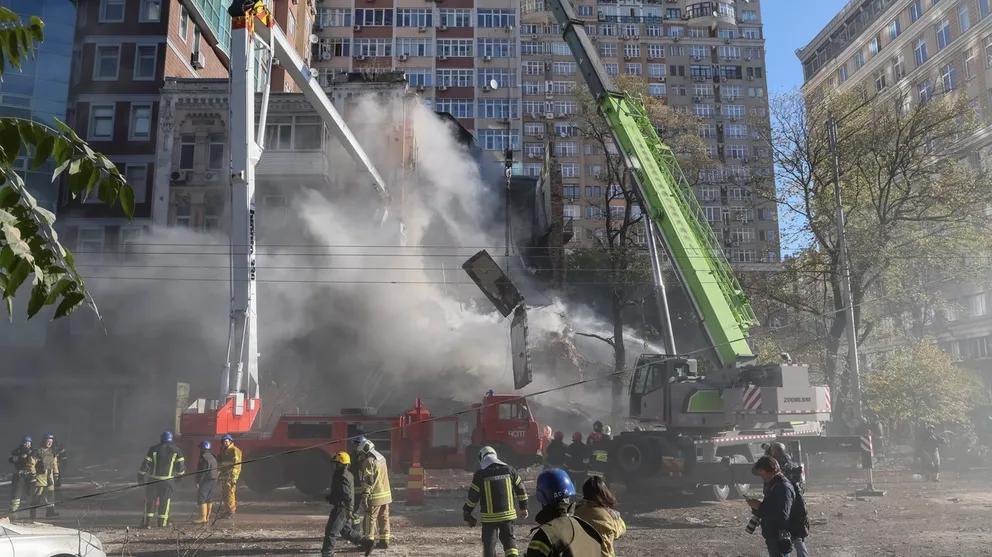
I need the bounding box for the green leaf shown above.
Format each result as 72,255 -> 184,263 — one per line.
54,291 -> 85,319
26,280 -> 47,318
0,121 -> 21,164
51,136 -> 69,163
0,245 -> 13,271
30,134 -> 54,169
2,222 -> 31,261
6,29 -> 20,68
0,186 -> 17,208
67,160 -> 95,195
0,207 -> 14,226
52,158 -> 70,182
119,181 -> 135,218
4,257 -> 31,298
98,178 -> 117,206
44,277 -> 74,305
34,206 -> 55,225
28,16 -> 43,42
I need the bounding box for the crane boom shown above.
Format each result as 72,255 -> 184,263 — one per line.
182,1 -> 392,436
547,0 -> 756,367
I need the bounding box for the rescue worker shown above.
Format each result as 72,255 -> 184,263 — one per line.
321,451 -> 355,557
918,423 -> 944,482
8,436 -> 40,522
564,432 -> 588,487
587,421 -> 604,447
587,426 -> 610,482
217,434 -> 242,518
35,433 -> 60,517
525,468 -> 603,557
193,440 -> 218,524
574,476 -> 626,557
463,446 -> 529,557
354,436 -> 392,555
544,432 -> 567,469
138,431 -> 186,528
764,442 -> 805,494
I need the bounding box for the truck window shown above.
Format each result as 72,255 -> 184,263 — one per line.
631,364 -> 667,395
498,402 -> 529,421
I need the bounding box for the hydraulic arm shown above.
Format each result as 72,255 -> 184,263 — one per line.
547,0 -> 756,367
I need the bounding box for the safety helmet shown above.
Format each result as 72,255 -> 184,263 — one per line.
356,437 -> 375,454
161,431 -> 174,444
478,445 -> 497,462
535,468 -> 576,508
554,431 -> 564,441
221,434 -> 234,443
200,440 -> 212,450
571,432 -> 583,443
333,451 -> 351,465
22,435 -> 32,445
44,433 -> 55,441
593,421 -> 603,433
602,425 -> 612,438
352,435 -> 367,447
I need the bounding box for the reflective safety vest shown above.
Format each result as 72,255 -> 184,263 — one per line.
587,448 -> 609,478
357,449 -> 392,506
463,463 -> 528,523
140,443 -> 186,481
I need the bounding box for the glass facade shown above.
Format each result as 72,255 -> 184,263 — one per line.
0,0 -> 75,210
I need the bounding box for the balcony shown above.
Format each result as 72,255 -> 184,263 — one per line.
682,1 -> 737,27
256,150 -> 332,179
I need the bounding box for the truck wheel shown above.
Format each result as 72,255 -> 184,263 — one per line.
291,450 -> 333,497
614,437 -> 660,479
242,454 -> 285,494
700,483 -> 731,502
729,454 -> 754,499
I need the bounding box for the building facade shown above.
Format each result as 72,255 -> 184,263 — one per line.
798,0 -> 992,373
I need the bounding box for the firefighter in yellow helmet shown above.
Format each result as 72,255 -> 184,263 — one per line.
217,434 -> 242,518
353,436 -> 392,556
320,451 -> 355,557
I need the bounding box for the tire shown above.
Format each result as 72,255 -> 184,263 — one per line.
728,453 -> 754,499
614,436 -> 661,479
242,454 -> 285,494
290,450 -> 333,497
699,483 -> 731,502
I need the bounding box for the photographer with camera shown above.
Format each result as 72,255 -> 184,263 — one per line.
746,456 -> 809,557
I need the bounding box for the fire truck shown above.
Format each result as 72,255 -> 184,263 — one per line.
176,1 -> 543,495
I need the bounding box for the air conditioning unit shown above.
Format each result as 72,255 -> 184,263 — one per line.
418,26 -> 427,32
545,93 -> 554,99
693,55 -> 701,61
356,55 -> 367,60
399,54 -> 409,61
545,111 -> 555,119
505,26 -> 513,32
191,50 -> 205,69
439,55 -> 448,61
746,75 -> 754,81
559,131 -> 567,138
354,25 -> 361,31
439,85 -> 449,91
484,55 -> 492,61
416,85 -> 425,92
170,171 -> 187,183
623,55 -> 632,61
439,24 -> 448,31
483,85 -> 491,91
724,38 -> 731,44
672,36 -> 680,42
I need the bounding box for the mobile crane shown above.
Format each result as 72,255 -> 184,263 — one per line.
177,1 -> 544,494
547,0 -> 856,499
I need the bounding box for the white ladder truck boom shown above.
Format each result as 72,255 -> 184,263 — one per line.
181,0 -> 391,437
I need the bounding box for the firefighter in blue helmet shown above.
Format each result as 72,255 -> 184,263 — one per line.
35,433 -> 60,517
525,469 -> 603,557
8,435 -> 39,522
138,431 -> 186,528
193,440 -> 218,524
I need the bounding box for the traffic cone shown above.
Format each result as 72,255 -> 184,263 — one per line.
406,465 -> 425,506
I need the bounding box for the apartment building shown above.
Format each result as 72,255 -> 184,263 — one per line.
311,0 -> 523,175
59,0 -> 313,247
798,0 -> 992,373
518,0 -> 779,258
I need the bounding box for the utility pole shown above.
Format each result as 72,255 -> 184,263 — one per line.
828,115 -> 883,497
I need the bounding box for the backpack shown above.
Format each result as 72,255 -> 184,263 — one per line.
788,479 -> 810,538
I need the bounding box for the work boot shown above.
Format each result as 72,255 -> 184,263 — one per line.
193,503 -> 209,524
363,539 -> 375,556
375,540 -> 389,549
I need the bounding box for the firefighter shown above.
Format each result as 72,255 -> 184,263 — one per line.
587,426 -> 610,482
587,421 -> 604,446
8,436 -> 40,522
525,468 -> 603,557
321,451 -> 355,557
52,434 -> 67,493
35,433 -> 60,517
138,431 -> 186,528
544,432 -> 567,469
463,446 -> 529,557
354,436 -> 392,555
193,440 -> 218,524
564,432 -> 588,486
217,434 -> 242,518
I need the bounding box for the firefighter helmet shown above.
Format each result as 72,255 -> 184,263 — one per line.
602,425 -> 612,438
200,440 -> 212,450
478,446 -> 497,462
333,451 -> 351,465
536,468 -> 575,508
572,432 -> 583,443
161,431 -> 174,444
221,434 -> 234,444
356,437 -> 375,454
22,435 -> 31,445
44,433 -> 55,441
592,420 -> 603,433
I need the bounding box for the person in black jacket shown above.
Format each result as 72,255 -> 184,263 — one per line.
764,442 -> 805,494
747,456 -> 801,557
322,451 -> 355,557
544,432 -> 567,469
193,440 -> 218,524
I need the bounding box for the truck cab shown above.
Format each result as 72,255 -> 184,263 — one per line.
468,393 -> 543,467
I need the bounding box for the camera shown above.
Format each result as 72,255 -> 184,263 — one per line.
745,515 -> 761,534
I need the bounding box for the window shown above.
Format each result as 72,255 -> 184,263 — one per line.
354,38 -> 392,57
477,39 -> 514,58
179,134 -> 196,169
604,63 -> 619,76
837,64 -> 849,83
892,55 -> 906,79
969,293 -> 989,316
94,45 -> 120,80
740,27 -> 760,39
179,8 -> 189,41
287,11 -> 297,36
320,38 -> 351,58
646,43 -> 664,59
727,144 -> 747,160
875,70 -> 888,91
647,83 -> 666,97
134,45 -> 157,80
966,47 -> 978,79
918,79 -> 934,103
563,205 -> 580,219
960,3 -> 972,33
888,18 -> 901,40
439,9 -> 471,28
478,68 -> 516,88
77,227 -> 105,250
725,123 -> 747,139
354,9 -> 393,26
694,103 -> 713,117
139,0 -> 161,22
986,34 -> 992,67
624,43 -> 641,58
477,9 -> 515,28
940,62 -> 957,91
854,50 -> 866,69
293,116 -> 321,150
477,99 -> 518,119
598,42 -> 618,57
437,69 -> 474,87
208,136 -> 225,170
554,142 -> 577,156
192,26 -> 202,57
585,185 -> 603,198
647,63 -> 666,78
396,38 -> 433,57
914,37 -> 929,66
910,0 -> 924,22
320,8 -> 354,27
868,36 -> 881,56
585,206 -> 603,219
100,0 -> 125,22
434,98 -> 474,118
125,164 -> 148,201
476,129 -> 519,151
405,69 -> 432,87
563,185 -> 580,199
624,63 -> 642,76
936,19 -> 951,50
129,103 -> 152,140
88,105 -> 115,140
722,104 -> 745,118
437,39 -> 473,58
560,163 -> 579,178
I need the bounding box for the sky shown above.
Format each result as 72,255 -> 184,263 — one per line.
762,0 -> 852,95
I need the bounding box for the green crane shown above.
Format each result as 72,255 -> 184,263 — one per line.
548,0 -> 756,367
